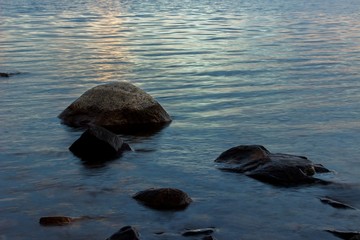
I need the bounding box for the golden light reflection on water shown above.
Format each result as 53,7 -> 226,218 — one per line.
53,9 -> 134,82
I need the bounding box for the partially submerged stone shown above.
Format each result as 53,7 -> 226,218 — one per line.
58,82 -> 172,132
182,228 -> 215,236
39,215 -> 98,226
133,188 -> 192,210
39,216 -> 73,226
0,72 -> 10,77
202,236 -> 217,240
69,125 -> 131,161
106,226 -> 141,240
0,72 -> 19,77
326,229 -> 360,240
215,145 -> 330,187
320,196 -> 356,210
0,72 -> 20,78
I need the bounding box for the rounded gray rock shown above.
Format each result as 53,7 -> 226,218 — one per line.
58,82 -> 172,129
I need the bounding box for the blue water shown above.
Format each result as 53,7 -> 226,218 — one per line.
1,0 -> 360,239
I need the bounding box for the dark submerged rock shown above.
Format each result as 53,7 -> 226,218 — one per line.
202,236 -> 217,240
39,216 -> 73,226
69,125 -> 131,161
106,226 -> 140,240
0,72 -> 10,77
0,72 -> 20,77
182,228 -> 215,236
133,188 -> 192,210
39,215 -> 100,226
58,82 -> 172,132
320,196 -> 357,210
325,230 -> 360,240
215,145 -> 330,187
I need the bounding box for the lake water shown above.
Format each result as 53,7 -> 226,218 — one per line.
1,0 -> 360,239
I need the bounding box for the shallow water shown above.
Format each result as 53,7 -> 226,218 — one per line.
1,0 -> 360,239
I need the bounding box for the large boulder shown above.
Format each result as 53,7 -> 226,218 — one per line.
58,82 -> 172,131
133,188 -> 192,210
69,125 -> 131,161
215,145 -> 330,187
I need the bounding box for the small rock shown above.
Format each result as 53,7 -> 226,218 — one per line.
39,216 -> 73,226
0,72 -> 10,77
133,188 -> 192,210
0,72 -> 20,77
182,228 -> 215,236
106,226 -> 140,240
69,125 -> 131,161
325,229 -> 360,240
320,196 -> 356,210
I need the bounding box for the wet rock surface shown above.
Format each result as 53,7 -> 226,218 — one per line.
181,227 -> 215,236
326,229 -> 360,240
320,196 -> 357,210
133,188 -> 192,210
106,226 -> 141,240
58,82 -> 172,130
215,145 -> 330,186
69,125 -> 131,162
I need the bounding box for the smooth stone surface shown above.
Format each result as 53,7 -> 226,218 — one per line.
58,82 -> 172,130
215,145 -> 330,186
133,188 -> 192,210
69,125 -> 131,161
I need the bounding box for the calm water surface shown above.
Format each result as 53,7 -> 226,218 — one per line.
1,0 -> 360,239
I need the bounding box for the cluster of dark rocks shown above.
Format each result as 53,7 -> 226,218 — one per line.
38,81 -> 358,239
